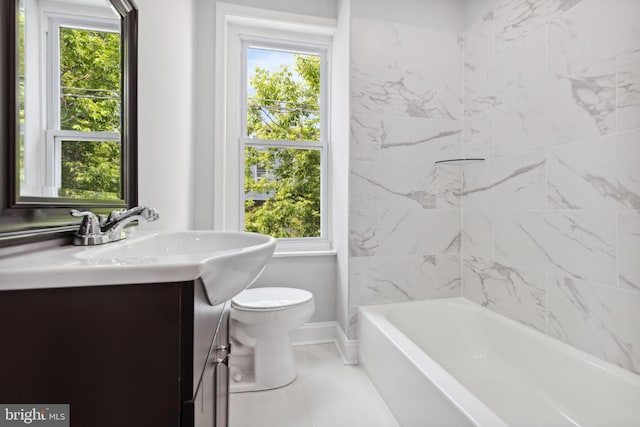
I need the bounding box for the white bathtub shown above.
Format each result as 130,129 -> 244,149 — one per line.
358,298 -> 640,427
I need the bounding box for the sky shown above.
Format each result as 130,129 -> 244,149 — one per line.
246,47 -> 317,96
247,47 -> 297,76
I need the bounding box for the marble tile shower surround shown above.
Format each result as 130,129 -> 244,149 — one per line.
347,0 -> 640,375
461,0 -> 640,374
348,17 -> 464,339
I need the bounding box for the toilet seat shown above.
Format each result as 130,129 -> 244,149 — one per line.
232,287 -> 313,311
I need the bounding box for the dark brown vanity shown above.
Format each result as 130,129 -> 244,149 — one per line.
0,279 -> 229,427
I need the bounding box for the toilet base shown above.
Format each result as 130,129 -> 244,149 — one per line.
229,333 -> 298,393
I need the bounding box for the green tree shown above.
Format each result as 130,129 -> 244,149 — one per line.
244,54 -> 321,238
58,27 -> 121,199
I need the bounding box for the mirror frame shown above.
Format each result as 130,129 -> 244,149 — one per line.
0,0 -> 138,247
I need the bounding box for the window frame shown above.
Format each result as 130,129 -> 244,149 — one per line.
240,38 -> 329,244
216,8 -> 335,253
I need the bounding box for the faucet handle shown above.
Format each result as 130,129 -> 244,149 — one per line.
70,209 -> 102,236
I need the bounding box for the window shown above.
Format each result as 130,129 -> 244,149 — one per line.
45,14 -> 121,199
242,44 -> 327,239
215,10 -> 334,251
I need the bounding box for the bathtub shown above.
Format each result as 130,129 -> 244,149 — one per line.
358,298 -> 640,427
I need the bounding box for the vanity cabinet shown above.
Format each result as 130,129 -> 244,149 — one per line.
0,280 -> 230,427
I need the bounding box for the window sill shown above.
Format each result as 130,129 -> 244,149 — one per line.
272,250 -> 337,258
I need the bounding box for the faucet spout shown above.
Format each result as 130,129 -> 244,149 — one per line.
70,206 -> 160,246
102,206 -> 160,238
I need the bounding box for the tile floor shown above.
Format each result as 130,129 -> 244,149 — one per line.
229,343 -> 399,427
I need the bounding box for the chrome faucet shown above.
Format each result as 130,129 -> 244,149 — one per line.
70,206 -> 160,246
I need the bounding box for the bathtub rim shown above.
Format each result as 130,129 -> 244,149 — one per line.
358,298 -> 508,427
358,297 -> 640,427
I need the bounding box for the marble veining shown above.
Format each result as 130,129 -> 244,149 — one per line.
436,165 -> 462,209
547,129 -> 640,210
351,255 -> 460,308
493,0 -> 583,49
351,255 -> 436,306
494,58 -> 615,155
462,210 -> 494,260
494,26 -> 546,104
351,18 -> 462,76
464,62 -> 498,118
349,210 -> 379,257
463,255 -> 546,331
494,210 -> 616,286
438,75 -> 464,120
462,111 -> 493,158
380,209 -> 461,256
351,115 -> 383,162
462,152 -> 545,210
548,0 -> 640,80
436,254 -> 462,296
618,211 -> 640,292
350,162 -> 436,210
464,11 -> 494,67
617,47 -> 640,131
378,117 -> 461,163
352,65 -> 457,119
548,276 -> 640,374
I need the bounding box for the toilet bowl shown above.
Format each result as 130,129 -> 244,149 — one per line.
229,287 -> 314,393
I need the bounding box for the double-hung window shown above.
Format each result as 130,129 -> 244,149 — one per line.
218,14 -> 333,251
45,13 -> 121,199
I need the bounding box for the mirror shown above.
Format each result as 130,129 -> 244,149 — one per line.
0,0 -> 137,246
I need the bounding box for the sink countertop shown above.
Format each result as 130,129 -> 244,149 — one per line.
0,231 -> 276,300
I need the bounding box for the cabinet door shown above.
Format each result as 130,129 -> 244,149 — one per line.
194,303 -> 230,427
214,360 -> 229,426
0,283 -> 185,427
213,305 -> 230,427
195,355 -> 215,427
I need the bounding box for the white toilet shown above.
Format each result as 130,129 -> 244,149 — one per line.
229,287 -> 315,393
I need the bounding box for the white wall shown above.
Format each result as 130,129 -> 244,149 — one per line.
136,0 -> 195,231
250,255 -> 337,322
215,0 -> 337,19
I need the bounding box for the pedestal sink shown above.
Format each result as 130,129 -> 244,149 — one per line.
0,231 -> 276,305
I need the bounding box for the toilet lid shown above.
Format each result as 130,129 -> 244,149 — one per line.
232,287 -> 313,310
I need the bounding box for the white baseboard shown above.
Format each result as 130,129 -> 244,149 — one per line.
290,321 -> 337,346
292,321 -> 358,365
335,323 -> 359,365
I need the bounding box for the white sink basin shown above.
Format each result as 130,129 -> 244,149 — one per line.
0,231 -> 276,305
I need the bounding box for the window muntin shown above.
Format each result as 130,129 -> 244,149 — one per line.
241,43 -> 327,240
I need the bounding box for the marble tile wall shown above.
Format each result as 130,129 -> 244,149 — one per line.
348,17 -> 464,339
461,0 -> 640,374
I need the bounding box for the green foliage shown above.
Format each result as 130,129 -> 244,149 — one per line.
58,140 -> 120,199
244,54 -> 322,238
58,27 -> 121,199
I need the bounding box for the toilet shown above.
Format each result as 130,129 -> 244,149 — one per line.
229,287 -> 315,393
